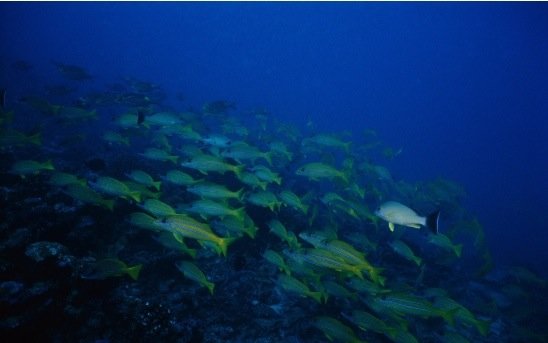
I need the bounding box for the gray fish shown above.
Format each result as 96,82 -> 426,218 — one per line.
375,201 -> 440,234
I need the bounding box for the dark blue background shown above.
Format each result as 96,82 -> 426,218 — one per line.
1,3 -> 547,274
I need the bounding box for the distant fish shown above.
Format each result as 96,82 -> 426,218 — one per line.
375,201 -> 440,234
85,158 -> 106,172
52,61 -> 92,81
9,159 -> 55,177
80,258 -> 142,281
0,89 -> 5,108
137,111 -> 145,125
202,100 -> 236,114
175,261 -> 215,295
11,60 -> 33,72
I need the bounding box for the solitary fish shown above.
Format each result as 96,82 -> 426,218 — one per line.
375,201 -> 440,234
10,159 -> 55,177
175,261 -> 215,294
80,258 -> 142,281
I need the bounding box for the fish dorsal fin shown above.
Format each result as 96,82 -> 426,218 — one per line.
389,222 -> 395,232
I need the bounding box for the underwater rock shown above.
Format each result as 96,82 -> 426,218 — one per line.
203,324 -> 235,343
0,281 -> 25,305
27,281 -> 53,297
25,241 -> 74,268
1,227 -> 31,250
53,202 -> 77,213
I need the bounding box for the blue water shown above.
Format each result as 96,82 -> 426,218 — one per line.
2,2 -> 547,273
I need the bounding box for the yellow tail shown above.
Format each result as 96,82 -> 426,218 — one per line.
309,291 -> 323,304
218,237 -> 238,257
264,152 -> 273,166
168,155 -> 178,164
413,256 -> 422,266
454,244 -> 463,258
43,160 -> 55,170
232,164 -> 245,178
129,191 -> 141,203
236,188 -> 245,202
29,133 -> 42,146
442,308 -> 459,326
205,281 -> 215,295
351,266 -> 364,280
102,199 -> 115,212
127,264 -> 143,280
475,319 -> 491,336
232,207 -> 246,222
153,181 -> 162,191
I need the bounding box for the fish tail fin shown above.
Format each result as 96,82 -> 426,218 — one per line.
259,181 -> 268,191
127,264 -> 143,280
264,152 -> 273,166
218,237 -> 237,257
206,281 -> 215,295
386,327 -> 399,340
476,319 -> 491,336
309,291 -> 323,304
301,204 -> 309,215
321,290 -> 329,304
352,266 -> 364,280
233,207 -> 246,222
233,164 -> 244,178
172,232 -> 184,243
366,266 -> 385,286
285,151 -> 293,161
442,308 -> 459,326
282,264 -> 291,276
29,132 -> 42,145
185,248 -> 198,259
347,208 -> 360,220
168,155 -> 178,164
153,181 -> 162,191
244,226 -> 257,239
414,256 -> 422,266
236,188 -> 245,202
454,244 -> 463,258
129,191 -> 141,203
102,199 -> 115,211
338,169 -> 351,185
344,142 -> 351,153
426,210 -> 440,234
43,160 -> 55,170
